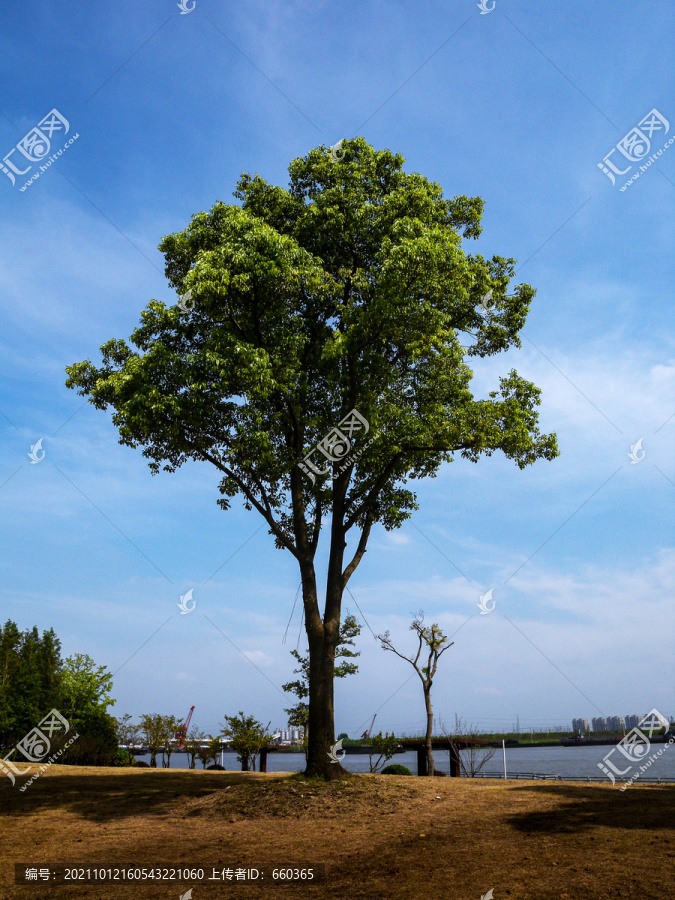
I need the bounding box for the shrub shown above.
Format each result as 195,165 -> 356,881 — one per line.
61,711 -> 119,766
381,764 -> 412,776
115,747 -> 136,767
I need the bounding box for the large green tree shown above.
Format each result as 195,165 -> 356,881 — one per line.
66,139 -> 558,778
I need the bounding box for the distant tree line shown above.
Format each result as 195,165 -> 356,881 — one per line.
0,620 -> 119,765
119,711 -> 272,772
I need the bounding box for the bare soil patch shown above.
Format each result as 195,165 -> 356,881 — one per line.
0,765 -> 672,899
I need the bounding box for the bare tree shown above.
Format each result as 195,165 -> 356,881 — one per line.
378,612 -> 453,776
442,715 -> 497,777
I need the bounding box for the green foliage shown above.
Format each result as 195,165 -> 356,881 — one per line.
0,622 -> 118,769
183,725 -> 205,769
60,709 -> 118,767
60,653 -> 115,720
337,732 -> 349,741
64,139 -> 559,777
381,764 -> 412,776
283,613 -> 361,724
222,711 -> 271,772
196,735 -> 216,769
66,138 -> 558,554
115,747 -> 136,767
208,734 -> 223,767
139,713 -> 177,768
0,620 -> 62,748
115,713 -> 139,749
369,731 -> 399,773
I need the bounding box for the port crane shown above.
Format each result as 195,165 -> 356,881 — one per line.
175,705 -> 195,749
361,713 -> 377,739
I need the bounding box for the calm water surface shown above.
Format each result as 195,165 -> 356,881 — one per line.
134,742 -> 675,779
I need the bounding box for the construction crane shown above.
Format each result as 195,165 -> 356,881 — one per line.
175,705 -> 195,749
361,713 -> 377,740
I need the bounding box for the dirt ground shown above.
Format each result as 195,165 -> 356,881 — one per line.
0,765 -> 672,900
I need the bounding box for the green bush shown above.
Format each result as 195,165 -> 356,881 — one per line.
381,764 -> 412,776
61,711 -> 119,766
115,747 -> 136,767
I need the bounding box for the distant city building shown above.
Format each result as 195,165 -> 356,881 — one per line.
577,714 -> 668,734
272,727 -> 304,745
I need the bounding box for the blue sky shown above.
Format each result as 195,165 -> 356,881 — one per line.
1,0 -> 673,738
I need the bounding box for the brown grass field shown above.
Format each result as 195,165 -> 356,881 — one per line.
0,765 -> 673,900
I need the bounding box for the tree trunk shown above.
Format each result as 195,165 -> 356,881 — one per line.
302,567 -> 345,779
424,685 -> 435,776
305,623 -> 342,778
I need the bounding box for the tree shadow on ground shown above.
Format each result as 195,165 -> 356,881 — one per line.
0,768 -> 287,823
505,783 -> 675,834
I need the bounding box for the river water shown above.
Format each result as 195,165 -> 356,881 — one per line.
133,741 -> 675,780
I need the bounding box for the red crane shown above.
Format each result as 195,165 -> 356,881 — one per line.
362,713 -> 377,740
175,705 -> 195,749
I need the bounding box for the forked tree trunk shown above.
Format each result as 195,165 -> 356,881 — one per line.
305,625 -> 342,778
302,570 -> 345,780
424,686 -> 435,776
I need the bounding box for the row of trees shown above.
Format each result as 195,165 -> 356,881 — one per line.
117,712 -> 271,771
0,620 -> 119,765
1,615 -> 488,777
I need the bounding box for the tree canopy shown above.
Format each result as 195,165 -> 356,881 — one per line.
65,139 -> 558,777
66,138 -> 557,557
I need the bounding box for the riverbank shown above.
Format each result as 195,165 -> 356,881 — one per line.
1,765 -> 672,899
